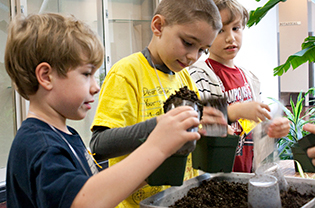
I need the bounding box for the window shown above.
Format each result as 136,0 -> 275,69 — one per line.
0,0 -> 105,192
22,0 -> 105,147
0,0 -> 15,188
0,0 -> 156,197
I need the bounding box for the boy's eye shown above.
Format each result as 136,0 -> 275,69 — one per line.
183,39 -> 192,46
83,72 -> 92,77
218,29 -> 224,34
199,48 -> 209,54
233,26 -> 241,31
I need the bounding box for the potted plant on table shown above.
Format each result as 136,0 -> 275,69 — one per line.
247,0 -> 315,174
269,87 -> 315,172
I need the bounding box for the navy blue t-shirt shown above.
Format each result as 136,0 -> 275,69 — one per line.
6,118 -> 92,208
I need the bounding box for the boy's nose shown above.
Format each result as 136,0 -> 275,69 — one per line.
186,50 -> 200,65
226,32 -> 235,43
91,77 -> 100,95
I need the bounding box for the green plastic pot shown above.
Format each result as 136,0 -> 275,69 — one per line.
292,142 -> 315,173
146,153 -> 188,186
192,135 -> 239,173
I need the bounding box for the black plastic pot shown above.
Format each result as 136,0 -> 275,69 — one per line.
292,135 -> 315,172
298,133 -> 315,151
292,144 -> 315,172
192,135 -> 239,173
146,153 -> 188,186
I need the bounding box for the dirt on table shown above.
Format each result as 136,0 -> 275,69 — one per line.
170,179 -> 315,208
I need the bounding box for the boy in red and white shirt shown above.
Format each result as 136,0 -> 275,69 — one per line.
189,0 -> 290,173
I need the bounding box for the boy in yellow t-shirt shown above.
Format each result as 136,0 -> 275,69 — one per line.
91,0 -> 225,207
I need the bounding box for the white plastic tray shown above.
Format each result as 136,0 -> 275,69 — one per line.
140,172 -> 315,208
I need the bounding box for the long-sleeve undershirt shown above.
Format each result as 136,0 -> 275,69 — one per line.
90,118 -> 157,161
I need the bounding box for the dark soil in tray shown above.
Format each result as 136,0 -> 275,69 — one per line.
170,179 -> 315,208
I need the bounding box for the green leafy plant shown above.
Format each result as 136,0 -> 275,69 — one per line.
247,0 -> 315,76
273,36 -> 315,76
247,0 -> 287,28
268,87 -> 315,160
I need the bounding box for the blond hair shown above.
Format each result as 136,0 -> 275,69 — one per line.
214,0 -> 249,27
154,0 -> 222,31
5,13 -> 104,100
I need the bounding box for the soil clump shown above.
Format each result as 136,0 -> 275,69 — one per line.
163,86 -> 203,115
170,179 -> 315,208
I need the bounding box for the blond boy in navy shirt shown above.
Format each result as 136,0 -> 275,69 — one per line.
5,13 -> 202,208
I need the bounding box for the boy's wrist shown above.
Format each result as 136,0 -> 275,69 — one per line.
227,103 -> 240,122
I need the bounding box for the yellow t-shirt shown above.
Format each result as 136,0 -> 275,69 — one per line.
91,52 -> 199,207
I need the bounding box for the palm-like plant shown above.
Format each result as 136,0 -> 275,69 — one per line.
268,87 -> 315,159
248,0 -> 315,76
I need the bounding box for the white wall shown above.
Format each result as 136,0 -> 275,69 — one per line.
279,0 -> 309,93
235,0 -> 279,102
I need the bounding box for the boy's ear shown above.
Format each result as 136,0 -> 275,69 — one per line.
151,14 -> 166,37
35,62 -> 53,90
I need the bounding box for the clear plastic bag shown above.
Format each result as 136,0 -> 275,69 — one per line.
253,101 -> 283,172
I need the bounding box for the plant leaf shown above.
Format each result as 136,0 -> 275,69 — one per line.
305,87 -> 315,97
301,36 -> 315,50
277,141 -> 292,159
248,1 -> 315,77
293,92 -> 304,124
247,0 -> 287,27
267,97 -> 292,118
274,40 -> 315,76
277,143 -> 288,155
302,107 -> 315,120
295,160 -> 306,178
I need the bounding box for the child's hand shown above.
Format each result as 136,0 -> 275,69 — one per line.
227,125 -> 234,135
267,117 -> 290,138
200,106 -> 227,125
307,147 -> 315,166
198,106 -> 227,135
303,123 -> 315,166
149,106 -> 200,157
228,101 -> 271,123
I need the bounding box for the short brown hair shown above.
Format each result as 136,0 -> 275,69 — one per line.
5,13 -> 104,100
154,0 -> 222,31
214,0 -> 249,27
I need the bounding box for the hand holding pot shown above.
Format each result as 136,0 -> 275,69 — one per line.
152,105 -> 200,157
163,100 -> 201,155
162,86 -> 203,155
147,105 -> 200,186
199,106 -> 228,136
302,123 -> 315,166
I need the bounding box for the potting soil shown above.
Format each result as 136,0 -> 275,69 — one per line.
170,179 -> 315,208
163,86 -> 203,115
